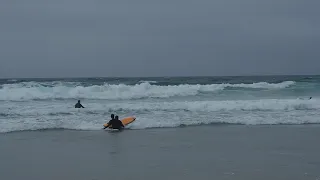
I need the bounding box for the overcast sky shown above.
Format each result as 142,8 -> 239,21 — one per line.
0,0 -> 319,78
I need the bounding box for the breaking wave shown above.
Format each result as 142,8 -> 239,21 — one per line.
1,98 -> 319,133
0,81 -> 295,101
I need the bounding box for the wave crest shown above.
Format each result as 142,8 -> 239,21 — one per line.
0,81 -> 295,101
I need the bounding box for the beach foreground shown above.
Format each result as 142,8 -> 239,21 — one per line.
1,125 -> 319,180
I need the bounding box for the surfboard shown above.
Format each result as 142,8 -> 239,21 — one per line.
103,117 -> 136,128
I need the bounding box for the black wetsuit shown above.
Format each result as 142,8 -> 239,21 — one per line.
75,103 -> 84,108
107,119 -> 124,129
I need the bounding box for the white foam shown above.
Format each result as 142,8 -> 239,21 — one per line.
138,80 -> 158,84
0,81 -> 295,101
99,98 -> 320,112
1,98 -> 319,133
228,81 -> 295,89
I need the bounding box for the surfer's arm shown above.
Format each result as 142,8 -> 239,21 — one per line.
103,124 -> 109,129
103,120 -> 112,129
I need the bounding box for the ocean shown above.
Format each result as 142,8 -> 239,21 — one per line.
1,75 -> 320,180
0,75 -> 320,133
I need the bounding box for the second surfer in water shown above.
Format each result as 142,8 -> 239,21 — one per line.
75,100 -> 85,108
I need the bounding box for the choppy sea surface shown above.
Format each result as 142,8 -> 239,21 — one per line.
1,75 -> 319,133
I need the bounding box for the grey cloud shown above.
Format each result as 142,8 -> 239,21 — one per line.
0,0 -> 319,78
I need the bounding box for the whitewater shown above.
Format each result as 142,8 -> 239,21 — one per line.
0,81 -> 295,101
1,76 -> 320,133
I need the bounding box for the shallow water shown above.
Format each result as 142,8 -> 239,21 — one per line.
0,125 -> 320,180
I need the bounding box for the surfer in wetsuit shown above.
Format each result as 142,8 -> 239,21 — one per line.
103,114 -> 115,129
75,100 -> 84,108
104,115 -> 124,130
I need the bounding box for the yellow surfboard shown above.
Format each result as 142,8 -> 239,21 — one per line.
103,117 -> 136,128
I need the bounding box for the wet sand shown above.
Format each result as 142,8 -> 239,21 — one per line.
1,125 -> 320,180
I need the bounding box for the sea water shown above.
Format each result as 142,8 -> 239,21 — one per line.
1,75 -> 320,133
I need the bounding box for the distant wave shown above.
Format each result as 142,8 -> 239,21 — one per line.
7,79 -> 18,82
138,80 -> 158,84
0,81 -> 295,101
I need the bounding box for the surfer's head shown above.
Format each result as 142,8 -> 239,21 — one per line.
78,100 -> 80,103
111,114 -> 115,119
115,116 -> 119,120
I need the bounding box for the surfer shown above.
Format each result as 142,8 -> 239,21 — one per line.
103,115 -> 124,130
75,100 -> 85,108
105,114 -> 115,125
103,114 -> 115,130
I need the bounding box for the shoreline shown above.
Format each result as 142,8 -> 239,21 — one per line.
2,123 -> 320,134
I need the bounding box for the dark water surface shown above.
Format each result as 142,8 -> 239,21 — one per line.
1,125 -> 319,180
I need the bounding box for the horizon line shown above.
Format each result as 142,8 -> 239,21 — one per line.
0,74 -> 319,80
